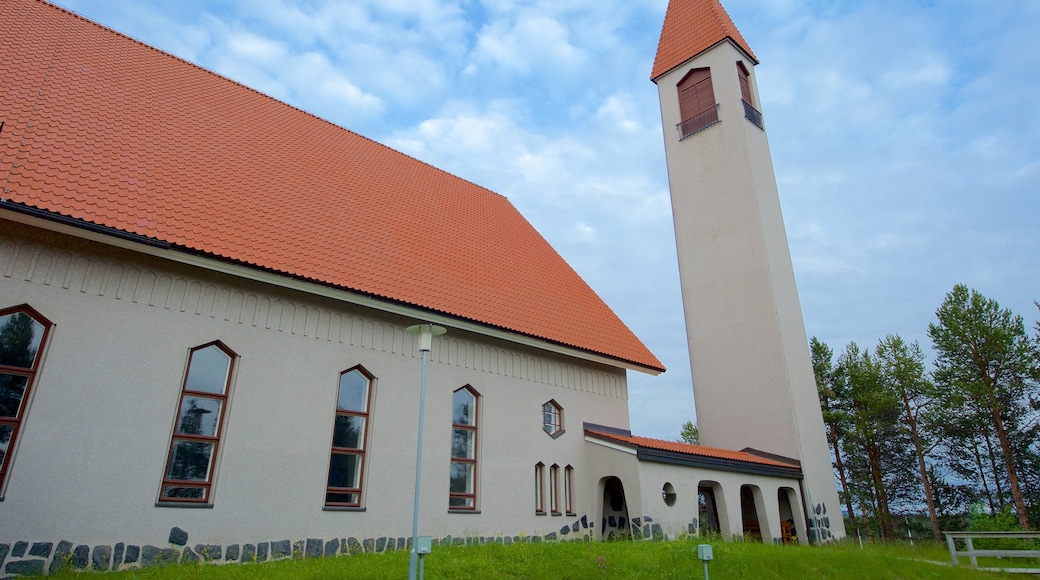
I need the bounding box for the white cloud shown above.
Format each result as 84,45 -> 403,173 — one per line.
473,14 -> 586,74
46,0 -> 1040,442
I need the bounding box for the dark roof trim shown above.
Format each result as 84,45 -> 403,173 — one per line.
740,447 -> 801,469
0,201 -> 171,249
582,422 -> 632,437
635,447 -> 804,479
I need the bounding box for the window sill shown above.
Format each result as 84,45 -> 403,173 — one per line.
551,511 -> 563,517
535,510 -> 547,516
566,512 -> 577,517
545,429 -> 565,440
448,509 -> 481,514
155,501 -> 213,509
323,506 -> 366,512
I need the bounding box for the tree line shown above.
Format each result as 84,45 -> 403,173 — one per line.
812,284 -> 1039,541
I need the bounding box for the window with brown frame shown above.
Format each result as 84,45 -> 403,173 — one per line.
535,462 -> 546,514
0,305 -> 52,496
737,61 -> 764,129
542,399 -> 563,437
677,67 -> 718,138
157,341 -> 235,503
325,366 -> 373,507
737,61 -> 753,104
449,386 -> 479,509
565,465 -> 575,515
549,463 -> 560,515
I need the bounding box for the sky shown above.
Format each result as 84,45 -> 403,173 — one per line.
49,0 -> 1040,441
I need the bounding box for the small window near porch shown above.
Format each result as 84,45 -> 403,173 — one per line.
662,482 -> 677,506
565,465 -> 575,515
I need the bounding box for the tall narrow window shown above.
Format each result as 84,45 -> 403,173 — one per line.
565,465 -> 575,515
450,386 -> 478,509
677,67 -> 718,138
542,400 -> 563,437
549,463 -> 560,515
737,62 -> 752,104
326,366 -> 373,507
158,341 -> 235,503
0,305 -> 52,495
535,462 -> 546,514
737,61 -> 764,129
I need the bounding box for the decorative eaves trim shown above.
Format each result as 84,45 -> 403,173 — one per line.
651,38 -> 757,84
0,207 -> 662,375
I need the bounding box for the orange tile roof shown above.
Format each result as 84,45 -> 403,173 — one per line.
651,0 -> 758,81
586,429 -> 798,469
0,0 -> 665,373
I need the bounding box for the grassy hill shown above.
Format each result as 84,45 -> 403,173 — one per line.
58,538 -> 1013,579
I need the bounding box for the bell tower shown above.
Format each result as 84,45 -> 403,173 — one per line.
651,0 -> 845,540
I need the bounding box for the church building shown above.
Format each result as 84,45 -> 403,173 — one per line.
0,0 -> 839,574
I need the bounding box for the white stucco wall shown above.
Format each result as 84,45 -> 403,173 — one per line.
0,219 -> 631,549
634,461 -> 808,545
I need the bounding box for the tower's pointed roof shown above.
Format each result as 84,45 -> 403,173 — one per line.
651,0 -> 757,81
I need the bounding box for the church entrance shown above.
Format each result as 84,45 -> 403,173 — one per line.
599,476 -> 630,540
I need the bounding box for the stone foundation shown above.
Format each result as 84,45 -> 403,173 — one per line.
0,518 -> 594,578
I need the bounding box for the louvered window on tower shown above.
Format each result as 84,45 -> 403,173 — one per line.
737,62 -> 764,130
677,67 -> 719,139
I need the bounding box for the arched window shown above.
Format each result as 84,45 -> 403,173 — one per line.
677,67 -> 718,138
158,341 -> 235,503
542,399 -> 563,437
0,305 -> 52,495
449,386 -> 479,509
326,366 -> 373,507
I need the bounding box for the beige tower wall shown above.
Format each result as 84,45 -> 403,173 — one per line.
655,41 -> 845,540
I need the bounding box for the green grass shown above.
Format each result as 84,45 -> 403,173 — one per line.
53,539 -> 1014,579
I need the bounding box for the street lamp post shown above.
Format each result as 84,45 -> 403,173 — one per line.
406,323 -> 446,580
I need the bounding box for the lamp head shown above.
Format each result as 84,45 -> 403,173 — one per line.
406,323 -> 447,352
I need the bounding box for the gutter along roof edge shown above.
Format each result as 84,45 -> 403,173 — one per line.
1,206 -> 665,375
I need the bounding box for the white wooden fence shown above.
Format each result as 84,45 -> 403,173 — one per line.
943,531 -> 1040,574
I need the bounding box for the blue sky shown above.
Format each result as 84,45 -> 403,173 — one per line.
50,0 -> 1040,441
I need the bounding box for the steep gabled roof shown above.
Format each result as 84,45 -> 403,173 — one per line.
0,0 -> 664,373
651,0 -> 758,81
